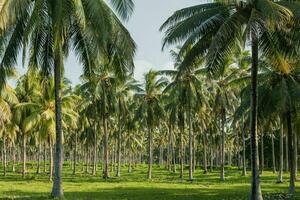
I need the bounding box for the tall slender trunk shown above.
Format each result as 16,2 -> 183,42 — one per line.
12,144 -> 15,173
172,146 -> 176,173
85,148 -> 89,173
170,125 -> 176,173
220,108 -> 225,181
37,142 -> 41,174
147,127 -> 153,179
103,114 -> 109,179
203,132 -> 207,174
93,126 -> 97,176
294,133 -> 297,179
188,101 -> 193,181
278,120 -> 284,183
159,146 -> 163,166
249,31 -> 263,200
3,135 -> 6,176
43,142 -> 47,174
210,141 -> 214,172
116,110 -> 122,177
128,140 -> 132,173
180,129 -> 184,179
236,132 -> 240,169
260,133 -> 264,174
287,110 -> 296,195
22,134 -> 26,179
271,134 -> 276,174
167,123 -> 171,171
49,139 -> 54,181
285,133 -> 289,172
73,132 -> 77,175
51,42 -> 64,198
228,149 -> 232,166
82,146 -> 85,173
242,120 -> 247,176
193,136 -> 196,173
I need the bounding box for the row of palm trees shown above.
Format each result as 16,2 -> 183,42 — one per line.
0,46 -> 299,198
0,0 -> 135,197
0,0 -> 300,200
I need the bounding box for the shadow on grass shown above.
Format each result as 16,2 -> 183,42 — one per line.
0,186 -> 250,200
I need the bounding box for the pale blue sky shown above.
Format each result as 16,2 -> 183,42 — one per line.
16,0 -> 201,84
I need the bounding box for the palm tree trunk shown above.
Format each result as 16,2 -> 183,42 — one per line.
287,110 -> 296,195
22,134 -> 26,179
37,142 -> 41,174
278,120 -> 284,183
203,132 -> 207,174
285,133 -> 289,172
193,137 -> 196,173
116,111 -> 122,177
43,142 -> 47,174
188,102 -> 193,181
93,127 -> 97,176
242,121 -> 247,176
103,115 -> 109,179
167,124 -> 171,171
49,139 -> 54,181
85,148 -> 88,173
51,43 -> 64,198
220,108 -> 225,181
180,129 -> 184,179
210,145 -> 214,172
128,141 -> 132,173
236,133 -> 240,169
249,31 -> 263,200
12,144 -> 15,173
271,134 -> 276,174
170,125 -> 176,173
260,133 -> 264,174
147,127 -> 153,179
73,132 -> 77,175
159,146 -> 163,166
172,145 -> 176,173
3,135 -> 6,176
294,133 -> 297,179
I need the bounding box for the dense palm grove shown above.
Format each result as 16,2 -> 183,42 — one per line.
1,0 -> 300,200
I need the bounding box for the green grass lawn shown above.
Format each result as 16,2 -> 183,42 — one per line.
0,163 -> 299,200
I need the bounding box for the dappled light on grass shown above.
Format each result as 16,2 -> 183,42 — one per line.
0,164 -> 299,200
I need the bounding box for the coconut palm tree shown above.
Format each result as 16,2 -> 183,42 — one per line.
135,70 -> 167,179
0,0 -> 135,197
237,54 -> 300,194
160,47 -> 207,181
0,83 -> 18,176
16,76 -> 78,180
14,69 -> 40,178
160,2 -> 294,198
114,77 -> 141,177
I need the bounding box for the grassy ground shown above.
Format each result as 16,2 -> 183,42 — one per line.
0,162 -> 299,200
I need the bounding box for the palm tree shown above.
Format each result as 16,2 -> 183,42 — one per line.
114,77 -> 141,177
0,0 -> 135,197
256,63 -> 300,194
160,2 -> 294,199
135,70 -> 167,179
16,76 -> 78,180
0,84 -> 18,176
161,47 -> 206,181
237,54 -> 300,194
14,69 -> 40,178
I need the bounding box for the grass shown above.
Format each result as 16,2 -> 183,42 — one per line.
0,162 -> 299,200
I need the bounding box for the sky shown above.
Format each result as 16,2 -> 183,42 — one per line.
16,0 -> 201,85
